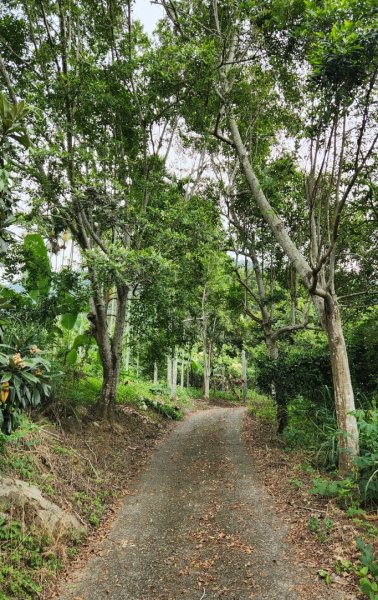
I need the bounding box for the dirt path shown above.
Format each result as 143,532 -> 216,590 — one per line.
57,408 -> 333,600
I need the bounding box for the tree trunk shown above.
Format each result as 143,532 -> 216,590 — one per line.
228,115 -> 359,471
153,361 -> 158,384
322,297 -> 359,473
241,348 -> 247,403
276,385 -> 288,434
204,367 -> 210,401
203,348 -> 210,402
94,284 -> 128,419
107,293 -> 116,335
186,358 -> 190,388
167,356 -> 172,390
125,345 -> 131,373
266,335 -> 288,433
98,363 -> 119,420
229,117 -> 313,289
180,356 -> 184,388
124,289 -> 132,372
201,286 -> 210,401
171,354 -> 178,402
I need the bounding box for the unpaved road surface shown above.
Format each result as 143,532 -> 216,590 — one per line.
58,408 -> 331,600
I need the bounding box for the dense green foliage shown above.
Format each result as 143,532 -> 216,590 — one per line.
0,0 -> 377,596
0,0 -> 375,470
0,0 -> 376,550
0,339 -> 51,434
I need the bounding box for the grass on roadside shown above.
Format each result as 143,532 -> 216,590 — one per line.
247,389 -> 277,420
53,373 -> 249,418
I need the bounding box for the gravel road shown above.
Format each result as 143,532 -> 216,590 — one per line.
58,407 -> 332,600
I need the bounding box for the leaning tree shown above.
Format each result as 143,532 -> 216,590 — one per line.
157,0 -> 378,471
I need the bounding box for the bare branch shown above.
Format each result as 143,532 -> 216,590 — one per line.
212,110 -> 236,148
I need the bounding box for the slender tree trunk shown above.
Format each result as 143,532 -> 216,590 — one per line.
228,117 -> 313,288
266,335 -> 288,434
167,356 -> 172,390
241,348 -> 247,403
153,361 -> 158,384
201,286 -> 210,401
227,114 -> 359,469
289,266 -> 297,326
171,353 -> 178,402
203,348 -> 210,401
107,292 -> 116,335
180,355 -> 184,388
202,322 -> 210,401
322,297 -> 359,473
124,289 -> 132,372
186,358 -> 190,388
204,368 -> 210,401
69,237 -> 74,268
125,345 -> 131,372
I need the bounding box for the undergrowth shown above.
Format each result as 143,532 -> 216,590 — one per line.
248,390 -> 378,506
52,373 -> 199,417
0,516 -> 62,600
247,388 -> 378,599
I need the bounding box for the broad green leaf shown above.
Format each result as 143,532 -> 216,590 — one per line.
31,388 -> 41,406
0,353 -> 9,366
1,373 -> 12,383
41,383 -> 51,396
61,313 -> 78,330
20,371 -> 38,383
72,334 -> 93,349
23,233 -> 51,297
66,348 -> 78,366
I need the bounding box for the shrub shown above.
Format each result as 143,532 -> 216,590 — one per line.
356,538 -> 378,600
309,476 -> 358,507
354,407 -> 378,504
248,390 -> 277,421
140,397 -> 182,420
0,338 -> 52,434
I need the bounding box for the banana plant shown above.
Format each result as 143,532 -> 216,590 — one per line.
0,338 -> 52,434
0,92 -> 31,255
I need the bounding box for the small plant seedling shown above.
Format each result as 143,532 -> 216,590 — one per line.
324,518 -> 334,532
352,518 -> 378,538
334,558 -> 353,574
289,477 -> 302,490
347,507 -> 366,518
52,443 -> 74,456
317,569 -> 331,585
308,516 -> 320,533
308,515 -> 333,543
301,463 -> 316,474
